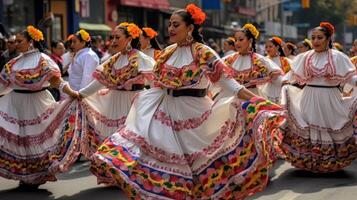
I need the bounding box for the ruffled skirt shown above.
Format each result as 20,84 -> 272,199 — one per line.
80,89 -> 138,158
90,88 -> 284,199
0,90 -> 81,184
280,85 -> 357,172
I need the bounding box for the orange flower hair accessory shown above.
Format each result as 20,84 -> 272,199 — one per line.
66,34 -> 75,41
319,22 -> 335,36
26,25 -> 44,42
142,27 -> 158,39
76,30 -> 91,42
242,23 -> 259,39
271,36 -> 283,46
186,4 -> 206,25
119,22 -> 142,39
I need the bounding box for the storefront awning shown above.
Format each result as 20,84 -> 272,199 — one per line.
79,23 -> 112,32
120,0 -> 170,10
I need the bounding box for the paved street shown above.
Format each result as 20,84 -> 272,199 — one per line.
1,160 -> 357,200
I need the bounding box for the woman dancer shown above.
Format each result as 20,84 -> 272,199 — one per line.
78,22 -> 155,158
265,36 -> 292,74
139,27 -> 162,60
90,4 -> 284,200
0,26 -> 80,188
281,22 -> 357,172
222,24 -> 283,103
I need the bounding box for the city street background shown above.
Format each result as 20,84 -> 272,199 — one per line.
1,160 -> 357,200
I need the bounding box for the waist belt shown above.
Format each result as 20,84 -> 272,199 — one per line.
119,84 -> 145,91
166,88 -> 207,97
13,87 -> 49,93
306,84 -> 339,88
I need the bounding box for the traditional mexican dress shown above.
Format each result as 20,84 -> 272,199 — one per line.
78,49 -> 155,158
222,52 -> 283,103
281,49 -> 357,172
142,47 -> 161,60
0,49 -> 81,184
90,43 -> 284,200
267,56 -> 292,74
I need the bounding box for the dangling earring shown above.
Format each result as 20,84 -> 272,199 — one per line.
28,43 -> 34,51
126,43 -> 132,52
186,32 -> 193,43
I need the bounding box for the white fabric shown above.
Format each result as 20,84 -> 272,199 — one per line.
282,49 -> 357,144
292,49 -> 355,84
97,51 -> 155,73
142,48 -> 155,59
9,50 -> 59,90
68,48 -> 99,91
0,49 -> 76,156
102,44 -> 267,177
269,56 -> 292,70
223,50 -> 236,57
80,50 -> 156,140
221,53 -> 283,102
61,51 -> 73,73
101,51 -> 112,63
79,80 -> 104,97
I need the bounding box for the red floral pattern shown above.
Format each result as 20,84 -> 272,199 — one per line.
0,105 -> 56,127
81,101 -> 126,127
294,49 -> 355,84
0,101 -> 72,146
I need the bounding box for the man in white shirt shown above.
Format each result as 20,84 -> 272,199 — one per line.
68,30 -> 99,91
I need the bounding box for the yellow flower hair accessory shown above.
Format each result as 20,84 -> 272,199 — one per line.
118,22 -> 142,39
76,30 -> 91,42
26,25 -> 44,42
242,23 -> 259,39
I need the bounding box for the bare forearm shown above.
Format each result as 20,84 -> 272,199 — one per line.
237,88 -> 257,100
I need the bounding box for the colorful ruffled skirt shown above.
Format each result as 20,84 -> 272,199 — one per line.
281,85 -> 357,172
0,90 -> 81,184
80,89 -> 139,158
90,88 -> 284,199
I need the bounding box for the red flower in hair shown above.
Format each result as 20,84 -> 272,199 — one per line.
186,4 -> 206,25
319,22 -> 335,35
272,36 -> 283,46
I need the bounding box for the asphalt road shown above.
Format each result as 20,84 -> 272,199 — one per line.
1,160 -> 357,200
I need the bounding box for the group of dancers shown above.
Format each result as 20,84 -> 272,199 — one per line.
1,3 -> 357,200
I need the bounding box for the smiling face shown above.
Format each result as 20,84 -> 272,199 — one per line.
168,13 -> 194,45
265,40 -> 279,57
234,31 -> 251,54
111,28 -> 131,53
311,29 -> 329,52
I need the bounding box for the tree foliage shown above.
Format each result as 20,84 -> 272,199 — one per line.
295,0 -> 357,40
